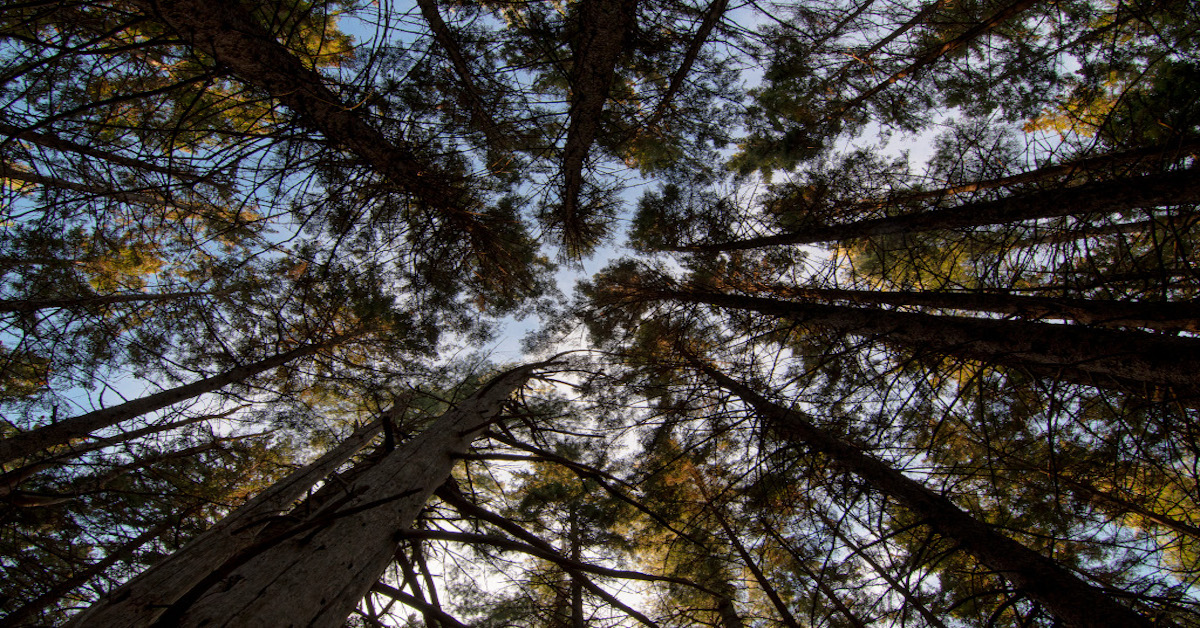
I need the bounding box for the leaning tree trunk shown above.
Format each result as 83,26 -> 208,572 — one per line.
636,285 -> 1200,398
745,283 -> 1200,331
137,361 -> 548,628
67,419 -> 383,627
694,360 -> 1153,627
0,333 -> 355,466
676,168 -> 1200,252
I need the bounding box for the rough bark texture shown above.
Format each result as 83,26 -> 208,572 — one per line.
698,362 -> 1153,628
680,167 -> 1200,252
153,363 -> 544,628
558,0 -> 638,253
637,287 -> 1200,397
68,419 -> 382,627
0,334 -> 351,465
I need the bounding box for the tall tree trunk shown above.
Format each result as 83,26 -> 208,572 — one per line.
68,419 -> 383,627
558,0 -> 638,254
1,517 -> 183,626
0,333 -> 355,465
137,0 -> 485,237
644,0 -> 729,130
745,283 -> 1200,331
0,289 -> 214,313
694,360 -> 1153,627
676,168 -> 1200,252
145,362 -> 547,628
629,285 -> 1200,397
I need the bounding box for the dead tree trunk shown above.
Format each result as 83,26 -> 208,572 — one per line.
143,362 -> 548,628
66,419 -> 382,627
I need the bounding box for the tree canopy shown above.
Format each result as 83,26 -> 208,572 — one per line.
2,0 -> 1199,625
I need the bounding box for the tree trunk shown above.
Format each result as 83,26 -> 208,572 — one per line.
0,289 -> 213,313
558,0 -> 638,254
147,362 -> 546,628
677,168 -> 1200,252
0,333 -> 355,465
0,121 -> 205,183
1,518 -> 180,626
695,360 -> 1153,627
137,0 -> 485,237
67,419 -> 383,627
746,283 -> 1200,331
829,0 -> 1037,121
636,285 -> 1200,398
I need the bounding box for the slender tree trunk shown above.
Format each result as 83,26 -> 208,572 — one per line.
1,519 -> 179,626
747,283 -> 1200,331
0,121 -> 205,183
644,0 -> 729,129
414,0 -> 506,153
68,419 -> 382,627
143,362 -> 546,628
0,333 -> 355,465
694,360 -> 1153,627
558,0 -> 638,254
633,285 -> 1200,397
0,289 -> 213,313
829,0 -> 1037,121
757,519 -> 868,628
677,168 -> 1200,252
880,140 -> 1200,208
812,510 -> 949,628
137,0 -> 489,240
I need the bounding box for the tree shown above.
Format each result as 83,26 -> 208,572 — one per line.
4,0 -> 1200,625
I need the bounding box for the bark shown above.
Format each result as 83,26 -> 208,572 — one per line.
634,286 -> 1200,398
676,167 -> 1200,252
149,362 -> 547,628
558,0 -> 638,253
829,0 -> 1038,121
695,360 -> 1153,627
68,419 -> 382,627
0,333 -> 354,465
0,289 -> 213,314
137,0 -> 486,236
746,283 -> 1200,331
